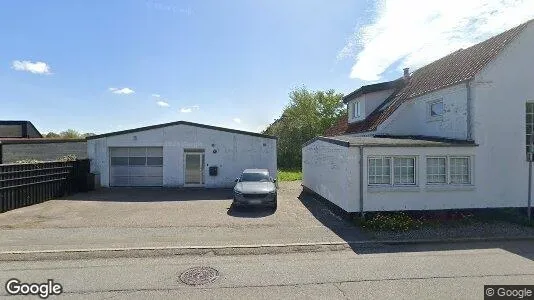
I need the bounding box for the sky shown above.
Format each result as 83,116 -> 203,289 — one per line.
1,0 -> 533,135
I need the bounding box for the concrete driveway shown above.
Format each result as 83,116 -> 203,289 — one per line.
0,181 -> 366,252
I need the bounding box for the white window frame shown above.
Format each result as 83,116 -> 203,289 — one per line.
526,102 -> 534,160
368,156 -> 417,186
352,101 -> 362,118
425,156 -> 472,185
427,99 -> 444,120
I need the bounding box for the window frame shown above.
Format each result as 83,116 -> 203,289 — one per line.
368,156 -> 417,186
352,101 -> 362,118
425,155 -> 472,185
427,99 -> 444,120
526,102 -> 534,160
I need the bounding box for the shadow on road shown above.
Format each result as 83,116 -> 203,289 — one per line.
61,188 -> 234,202
298,190 -> 534,261
227,205 -> 275,218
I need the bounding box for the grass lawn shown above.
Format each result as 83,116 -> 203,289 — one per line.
278,169 -> 302,181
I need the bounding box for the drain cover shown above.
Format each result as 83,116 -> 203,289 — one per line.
180,267 -> 219,286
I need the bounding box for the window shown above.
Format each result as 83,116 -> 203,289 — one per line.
428,100 -> 444,118
526,102 -> 534,158
368,156 -> 416,186
450,157 -> 470,184
368,157 -> 391,184
426,156 -> 471,185
426,157 -> 447,184
393,157 -> 416,184
352,101 -> 361,118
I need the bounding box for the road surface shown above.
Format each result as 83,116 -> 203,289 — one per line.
1,240 -> 533,299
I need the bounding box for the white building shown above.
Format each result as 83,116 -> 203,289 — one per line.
303,19 -> 534,213
87,121 -> 277,188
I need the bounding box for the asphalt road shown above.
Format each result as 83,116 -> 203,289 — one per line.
1,240 -> 533,299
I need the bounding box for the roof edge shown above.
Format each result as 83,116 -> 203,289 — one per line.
0,138 -> 86,145
86,121 -> 278,140
302,136 -> 350,148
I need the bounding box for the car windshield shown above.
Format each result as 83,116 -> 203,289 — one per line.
240,172 -> 271,182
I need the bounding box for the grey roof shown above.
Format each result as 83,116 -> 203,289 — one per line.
87,121 -> 277,140
304,135 -> 477,148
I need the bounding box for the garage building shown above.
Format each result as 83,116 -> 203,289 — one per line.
87,121 -> 277,188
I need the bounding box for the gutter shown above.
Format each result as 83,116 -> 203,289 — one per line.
359,146 -> 364,218
466,81 -> 473,140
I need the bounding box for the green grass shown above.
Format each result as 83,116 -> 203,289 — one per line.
277,169 -> 302,181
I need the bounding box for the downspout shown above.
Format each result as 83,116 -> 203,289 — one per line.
359,146 -> 364,219
466,81 -> 473,141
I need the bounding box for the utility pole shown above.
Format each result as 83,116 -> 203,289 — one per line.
529,127 -> 533,223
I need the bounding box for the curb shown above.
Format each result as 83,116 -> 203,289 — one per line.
1,236 -> 533,261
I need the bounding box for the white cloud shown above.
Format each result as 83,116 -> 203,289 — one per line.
339,0 -> 534,81
232,118 -> 242,124
179,105 -> 199,113
156,100 -> 170,107
152,94 -> 161,98
12,60 -> 51,74
109,87 -> 135,95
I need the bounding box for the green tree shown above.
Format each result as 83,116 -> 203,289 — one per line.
264,87 -> 345,169
59,129 -> 82,139
44,132 -> 60,138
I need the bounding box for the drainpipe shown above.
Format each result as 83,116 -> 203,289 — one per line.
466,81 -> 473,141
359,146 -> 364,219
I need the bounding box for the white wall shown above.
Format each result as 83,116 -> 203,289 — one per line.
87,124 -> 277,188
302,140 -> 360,212
363,146 -> 477,211
470,21 -> 534,209
347,89 -> 395,124
379,83 -> 469,140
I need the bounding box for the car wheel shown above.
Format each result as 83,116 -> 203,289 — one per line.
271,197 -> 277,211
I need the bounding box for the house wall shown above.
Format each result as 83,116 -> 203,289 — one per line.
2,142 -> 88,163
471,21 -> 534,209
88,124 -> 277,188
363,146 -> 477,212
302,140 -> 360,212
347,89 -> 395,124
379,83 -> 469,140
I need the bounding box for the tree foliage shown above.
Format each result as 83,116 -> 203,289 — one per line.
44,130 -> 95,139
263,87 -> 345,169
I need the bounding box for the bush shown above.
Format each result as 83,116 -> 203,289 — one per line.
355,212 -> 423,232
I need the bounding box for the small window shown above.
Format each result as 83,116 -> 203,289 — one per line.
426,157 -> 447,184
110,157 -> 128,166
352,101 -> 361,118
450,157 -> 470,184
147,157 -> 163,166
393,157 -> 415,185
526,102 -> 534,158
429,100 -> 444,118
368,157 -> 391,184
129,157 -> 147,166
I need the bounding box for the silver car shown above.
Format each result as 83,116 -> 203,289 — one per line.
233,169 -> 277,210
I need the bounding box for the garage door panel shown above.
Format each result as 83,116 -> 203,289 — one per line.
109,147 -> 163,187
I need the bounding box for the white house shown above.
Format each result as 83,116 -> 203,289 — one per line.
303,19 -> 534,214
87,121 -> 277,188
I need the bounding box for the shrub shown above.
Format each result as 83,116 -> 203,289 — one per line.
356,212 -> 423,232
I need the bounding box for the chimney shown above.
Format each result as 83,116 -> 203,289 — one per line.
403,68 -> 410,80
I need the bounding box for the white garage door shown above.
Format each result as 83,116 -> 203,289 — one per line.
109,147 -> 163,187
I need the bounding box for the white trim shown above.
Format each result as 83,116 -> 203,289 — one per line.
368,155 -> 418,187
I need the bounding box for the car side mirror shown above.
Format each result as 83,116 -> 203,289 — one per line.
273,178 -> 277,183
235,177 -> 239,182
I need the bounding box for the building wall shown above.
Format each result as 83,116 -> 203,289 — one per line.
302,140 -> 360,212
2,142 -> 88,163
0,125 -> 22,138
379,83 -> 469,140
347,89 -> 395,124
471,21 -> 534,209
88,124 -> 277,188
363,146 -> 477,212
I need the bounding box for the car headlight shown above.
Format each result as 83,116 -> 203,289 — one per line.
234,189 -> 242,195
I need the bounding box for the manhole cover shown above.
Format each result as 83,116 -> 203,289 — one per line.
179,267 -> 219,286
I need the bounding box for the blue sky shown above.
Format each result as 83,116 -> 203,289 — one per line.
1,0 -> 533,134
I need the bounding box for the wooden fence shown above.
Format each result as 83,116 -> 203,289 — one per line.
0,159 -> 90,213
